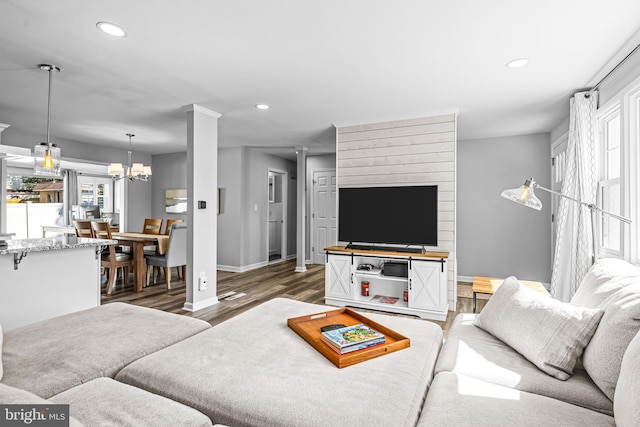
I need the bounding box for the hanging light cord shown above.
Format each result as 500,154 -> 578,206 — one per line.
39,64 -> 61,145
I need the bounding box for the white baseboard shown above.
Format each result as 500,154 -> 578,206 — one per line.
217,260 -> 269,273
183,296 -> 219,312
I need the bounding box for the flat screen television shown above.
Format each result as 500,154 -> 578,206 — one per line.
338,185 -> 438,248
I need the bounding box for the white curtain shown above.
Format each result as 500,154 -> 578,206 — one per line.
63,169 -> 79,225
550,91 -> 598,302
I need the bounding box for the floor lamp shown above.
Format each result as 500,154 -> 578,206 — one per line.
501,178 -> 632,264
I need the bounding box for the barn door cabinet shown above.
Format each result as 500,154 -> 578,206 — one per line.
324,246 -> 448,321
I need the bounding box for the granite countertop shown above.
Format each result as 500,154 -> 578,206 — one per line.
0,236 -> 116,255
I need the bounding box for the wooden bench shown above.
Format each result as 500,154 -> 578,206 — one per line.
472,276 -> 549,313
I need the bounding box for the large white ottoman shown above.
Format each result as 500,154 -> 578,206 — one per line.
116,298 -> 443,427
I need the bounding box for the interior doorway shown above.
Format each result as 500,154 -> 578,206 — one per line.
267,169 -> 287,264
311,169 -> 336,264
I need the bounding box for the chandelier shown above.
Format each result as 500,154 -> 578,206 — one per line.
34,64 -> 62,177
107,133 -> 152,181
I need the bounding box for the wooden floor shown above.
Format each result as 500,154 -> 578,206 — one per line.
102,259 -> 487,333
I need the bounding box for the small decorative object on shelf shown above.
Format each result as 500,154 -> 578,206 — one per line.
403,288 -> 409,302
361,281 -> 369,296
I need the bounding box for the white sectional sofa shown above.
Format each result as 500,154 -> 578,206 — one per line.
1,258 -> 639,426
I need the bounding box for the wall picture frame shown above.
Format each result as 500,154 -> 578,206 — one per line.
165,188 -> 187,214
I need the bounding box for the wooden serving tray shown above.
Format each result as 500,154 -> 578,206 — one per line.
287,307 -> 410,368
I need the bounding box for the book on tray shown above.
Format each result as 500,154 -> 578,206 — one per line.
320,323 -> 386,354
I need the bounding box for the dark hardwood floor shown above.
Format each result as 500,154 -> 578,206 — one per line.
101,259 -> 487,333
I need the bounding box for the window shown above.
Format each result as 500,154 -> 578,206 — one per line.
597,106 -> 622,256
5,171 -> 64,238
596,77 -> 640,264
78,176 -> 113,213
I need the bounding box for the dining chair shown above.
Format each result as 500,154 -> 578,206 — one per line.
73,220 -> 94,238
142,218 -> 163,235
145,222 -> 186,289
163,219 -> 184,235
91,221 -> 134,295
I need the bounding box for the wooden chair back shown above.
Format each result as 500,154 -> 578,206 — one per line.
91,220 -> 113,240
73,220 -> 94,238
142,218 -> 163,235
92,220 -> 133,295
164,219 -> 184,235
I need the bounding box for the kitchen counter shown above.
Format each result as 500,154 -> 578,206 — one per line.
0,236 -> 116,330
0,235 -> 115,255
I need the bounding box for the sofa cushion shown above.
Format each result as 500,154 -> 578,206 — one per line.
2,302 -> 211,398
474,277 -> 603,380
0,383 -> 84,427
50,377 -> 212,427
417,372 -> 615,427
614,330 -> 640,427
582,284 -> 640,401
436,313 -> 613,415
116,297 -> 443,427
571,258 -> 640,308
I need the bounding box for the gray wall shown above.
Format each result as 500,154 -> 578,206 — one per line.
217,147 -> 296,270
151,152 -> 188,224
242,148 -> 296,268
218,148 -> 243,267
457,133 -> 552,282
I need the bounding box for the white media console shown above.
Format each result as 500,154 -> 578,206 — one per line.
324,246 -> 449,321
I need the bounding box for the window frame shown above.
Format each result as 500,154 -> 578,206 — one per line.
596,76 -> 640,264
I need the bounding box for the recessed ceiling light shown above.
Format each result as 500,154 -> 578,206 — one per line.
255,104 -> 270,110
506,58 -> 529,68
96,21 -> 127,37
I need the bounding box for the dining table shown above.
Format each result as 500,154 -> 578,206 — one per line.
111,232 -> 169,292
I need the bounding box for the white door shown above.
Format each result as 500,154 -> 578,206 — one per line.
311,169 -> 337,264
551,135 -> 568,260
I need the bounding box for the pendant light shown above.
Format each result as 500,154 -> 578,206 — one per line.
108,133 -> 152,182
34,64 -> 62,177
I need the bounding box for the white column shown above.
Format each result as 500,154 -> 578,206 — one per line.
183,104 -> 221,311
0,123 -> 11,234
295,147 -> 307,272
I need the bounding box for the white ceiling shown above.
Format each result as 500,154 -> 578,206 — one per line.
1,0 -> 640,159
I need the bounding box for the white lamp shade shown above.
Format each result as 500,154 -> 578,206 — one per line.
131,163 -> 144,175
107,163 -> 124,175
142,166 -> 152,176
501,182 -> 542,210
34,142 -> 61,177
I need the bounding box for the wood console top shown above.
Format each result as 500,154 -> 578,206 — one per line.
324,245 -> 449,259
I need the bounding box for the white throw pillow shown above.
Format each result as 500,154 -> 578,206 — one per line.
571,258 -> 640,308
582,284 -> 640,401
614,330 -> 640,427
475,277 -> 603,380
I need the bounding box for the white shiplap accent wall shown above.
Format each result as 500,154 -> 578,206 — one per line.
336,114 -> 457,310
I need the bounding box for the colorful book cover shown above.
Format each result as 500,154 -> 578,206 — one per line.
322,336 -> 386,354
370,295 -> 399,304
320,323 -> 385,350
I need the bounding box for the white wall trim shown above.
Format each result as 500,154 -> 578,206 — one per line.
183,296 -> 219,312
182,104 -> 223,118
217,260 -> 269,273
